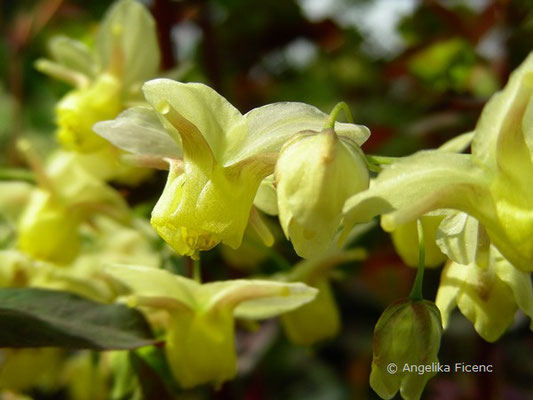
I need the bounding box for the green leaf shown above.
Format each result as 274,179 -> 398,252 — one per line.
0,288 -> 155,349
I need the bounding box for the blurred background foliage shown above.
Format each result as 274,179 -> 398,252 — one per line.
1,0 -> 533,399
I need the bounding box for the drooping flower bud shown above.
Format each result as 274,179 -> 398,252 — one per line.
279,247 -> 365,345
281,278 -> 340,345
276,128 -> 369,258
370,298 -> 442,400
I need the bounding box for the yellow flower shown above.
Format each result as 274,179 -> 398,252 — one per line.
435,214 -> 533,342
0,348 -> 64,392
17,190 -> 83,264
343,52 -> 533,272
279,247 -> 366,345
16,150 -> 129,264
36,0 -> 160,182
107,265 -> 317,388
56,74 -> 122,152
281,279 -> 340,345
95,80 -> 367,258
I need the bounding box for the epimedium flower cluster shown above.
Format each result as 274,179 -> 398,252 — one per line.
349,51 -> 533,400
4,0 -> 375,394
86,48 -> 533,398
92,76 -> 372,388
4,0 -> 533,398
342,52 -> 533,273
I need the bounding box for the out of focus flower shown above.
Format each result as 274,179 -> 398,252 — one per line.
16,150 -> 128,264
36,0 -> 160,183
280,248 -> 366,345
390,214 -> 447,268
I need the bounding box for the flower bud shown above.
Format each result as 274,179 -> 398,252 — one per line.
370,299 -> 442,400
281,279 -> 340,345
166,310 -> 237,389
56,74 -> 121,153
17,190 -> 82,264
275,128 -> 369,258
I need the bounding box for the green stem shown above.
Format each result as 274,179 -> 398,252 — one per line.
0,168 -> 35,183
364,158 -> 382,173
409,219 -> 425,301
193,257 -> 202,283
365,155 -> 400,165
364,155 -> 402,174
324,101 -> 354,129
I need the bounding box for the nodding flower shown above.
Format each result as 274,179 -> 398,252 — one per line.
343,52 -> 533,273
95,79 -> 369,259
107,264 -> 318,388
